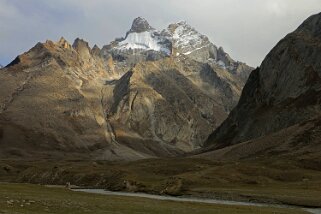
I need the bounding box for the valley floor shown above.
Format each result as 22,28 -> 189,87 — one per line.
0,183 -> 310,214
1,158 -> 321,212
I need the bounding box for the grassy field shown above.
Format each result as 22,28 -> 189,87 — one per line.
0,183 -> 309,214
1,158 -> 321,208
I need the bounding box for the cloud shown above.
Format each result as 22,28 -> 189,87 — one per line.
266,1 -> 285,15
0,0 -> 320,66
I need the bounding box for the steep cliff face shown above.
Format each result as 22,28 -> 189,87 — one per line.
205,13 -> 321,155
0,17 -> 252,160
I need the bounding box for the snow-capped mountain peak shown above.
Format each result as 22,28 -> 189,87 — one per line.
105,17 -> 246,70
111,17 -> 171,55
130,17 -> 154,33
110,18 -> 213,57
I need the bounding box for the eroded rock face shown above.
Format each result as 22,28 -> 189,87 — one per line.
206,12 -> 321,150
106,59 -> 229,151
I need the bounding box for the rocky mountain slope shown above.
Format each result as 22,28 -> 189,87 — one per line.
204,12 -> 321,160
0,17 -> 252,160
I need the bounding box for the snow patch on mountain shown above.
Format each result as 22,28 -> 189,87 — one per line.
217,60 -> 226,68
117,31 -> 171,55
183,45 -> 210,55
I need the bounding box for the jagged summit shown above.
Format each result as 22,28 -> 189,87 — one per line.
91,44 -> 101,56
72,38 -> 92,61
73,38 -> 89,48
130,17 -> 154,33
72,38 -> 91,52
57,37 -> 71,49
92,44 -> 100,49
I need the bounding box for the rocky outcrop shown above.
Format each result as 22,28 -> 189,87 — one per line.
73,38 -> 92,62
129,17 -> 154,33
91,45 -> 102,57
57,37 -> 72,49
205,12 -> 321,153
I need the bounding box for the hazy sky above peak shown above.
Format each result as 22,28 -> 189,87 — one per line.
0,0 -> 320,67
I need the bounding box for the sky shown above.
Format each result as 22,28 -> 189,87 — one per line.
0,0 -> 320,67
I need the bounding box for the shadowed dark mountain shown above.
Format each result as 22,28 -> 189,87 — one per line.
203,12 -> 321,161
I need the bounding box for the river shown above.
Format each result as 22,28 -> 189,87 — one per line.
72,189 -> 321,214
